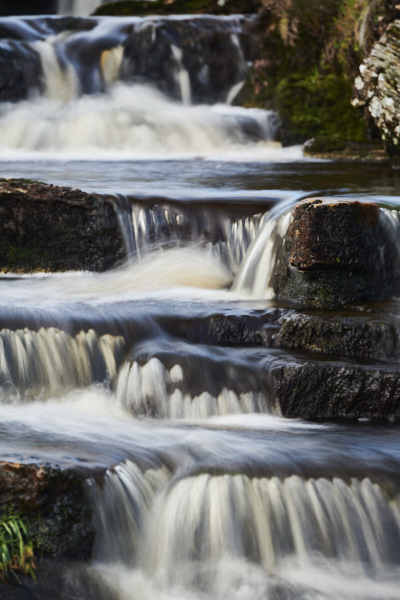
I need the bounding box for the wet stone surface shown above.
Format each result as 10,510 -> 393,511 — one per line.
0,180 -> 125,273
271,198 -> 400,309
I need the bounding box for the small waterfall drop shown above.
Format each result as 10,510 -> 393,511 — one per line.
88,461 -> 171,565
115,196 -> 267,273
233,204 -> 293,298
34,36 -> 79,101
116,357 -> 272,419
83,466 -> 400,600
57,0 -> 102,17
0,327 -> 125,400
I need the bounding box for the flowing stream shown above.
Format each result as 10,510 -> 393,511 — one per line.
1,12 -> 400,600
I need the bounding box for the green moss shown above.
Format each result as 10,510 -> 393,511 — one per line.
239,0 -> 391,147
2,244 -> 42,273
274,71 -> 367,144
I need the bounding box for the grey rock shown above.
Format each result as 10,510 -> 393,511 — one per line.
353,20 -> 400,159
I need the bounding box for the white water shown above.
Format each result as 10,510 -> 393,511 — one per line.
57,0 -> 103,17
116,358 -> 271,418
0,328 -> 124,400
0,83 -> 283,159
0,15 -> 294,160
233,201 -> 294,297
83,465 -> 400,600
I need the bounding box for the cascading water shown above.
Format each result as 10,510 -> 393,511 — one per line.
0,14 -> 284,159
76,465 -> 400,600
1,5 -> 400,600
57,0 -> 103,16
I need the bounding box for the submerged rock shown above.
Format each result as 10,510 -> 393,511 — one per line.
271,198 -> 400,309
0,180 -> 125,273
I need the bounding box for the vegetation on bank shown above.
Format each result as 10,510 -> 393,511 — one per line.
241,0 -> 398,149
94,0 -> 399,154
0,514 -> 35,583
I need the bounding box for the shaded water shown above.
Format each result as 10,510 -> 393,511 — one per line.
1,12 -> 400,600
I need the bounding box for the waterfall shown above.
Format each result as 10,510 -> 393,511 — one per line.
113,196 -> 267,273
57,0 -> 102,16
83,466 -> 400,600
0,327 -> 125,400
0,15 -> 284,158
233,203 -> 294,298
116,357 -> 272,418
88,461 -> 171,565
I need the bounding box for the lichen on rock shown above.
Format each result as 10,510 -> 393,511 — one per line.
353,19 -> 400,160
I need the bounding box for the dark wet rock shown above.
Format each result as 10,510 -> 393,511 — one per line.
0,461 -> 93,559
271,198 -> 400,309
120,16 -> 259,104
0,461 -> 95,561
0,461 -> 100,600
353,20 -> 400,161
272,360 -> 400,421
0,1 -> 57,16
0,44 -> 41,102
93,0 -> 261,17
159,309 -> 282,347
272,312 -> 400,363
0,180 -> 125,273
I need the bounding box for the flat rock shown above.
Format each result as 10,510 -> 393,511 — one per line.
0,180 -> 125,273
272,359 -> 400,421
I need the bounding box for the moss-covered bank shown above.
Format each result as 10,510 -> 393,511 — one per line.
241,0 -> 399,148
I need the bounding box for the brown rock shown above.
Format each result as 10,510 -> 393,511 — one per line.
0,461 -> 95,560
271,198 -> 400,309
0,180 -> 125,273
288,199 -> 379,271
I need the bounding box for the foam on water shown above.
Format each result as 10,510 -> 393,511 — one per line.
0,83 -> 285,159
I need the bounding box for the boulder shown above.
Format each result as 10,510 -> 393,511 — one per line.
0,180 -> 125,273
120,16 -> 259,104
0,460 -> 102,598
0,45 -> 41,103
271,198 -> 400,309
